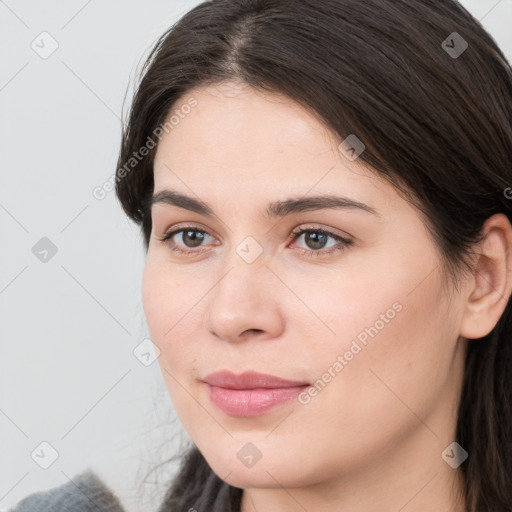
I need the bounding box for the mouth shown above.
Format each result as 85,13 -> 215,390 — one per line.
202,370 -> 311,417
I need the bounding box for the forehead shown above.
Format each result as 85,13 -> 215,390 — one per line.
152,81 -> 404,219
158,82 -> 334,162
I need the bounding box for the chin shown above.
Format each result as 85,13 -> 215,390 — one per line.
202,444 -> 315,489
209,460 -> 293,489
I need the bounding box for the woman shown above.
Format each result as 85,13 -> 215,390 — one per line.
10,0 -> 512,511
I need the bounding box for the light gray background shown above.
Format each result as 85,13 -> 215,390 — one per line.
1,1 -> 511,511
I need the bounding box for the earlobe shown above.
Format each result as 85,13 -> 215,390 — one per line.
459,213 -> 512,340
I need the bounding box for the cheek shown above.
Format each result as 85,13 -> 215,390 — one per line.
142,256 -> 198,340
320,239 -> 445,363
142,263 -> 169,352
142,261 -> 207,424
293,241 -> 451,399
305,264 -> 454,437
141,259 -> 200,373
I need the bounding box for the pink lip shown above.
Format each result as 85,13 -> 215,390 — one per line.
203,370 -> 310,417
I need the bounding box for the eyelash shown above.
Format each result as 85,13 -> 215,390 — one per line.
156,225 -> 353,258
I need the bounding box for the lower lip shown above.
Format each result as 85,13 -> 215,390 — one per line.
206,384 -> 309,417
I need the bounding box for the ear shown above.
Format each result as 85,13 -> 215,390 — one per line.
459,213 -> 512,340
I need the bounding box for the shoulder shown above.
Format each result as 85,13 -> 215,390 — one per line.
8,470 -> 126,512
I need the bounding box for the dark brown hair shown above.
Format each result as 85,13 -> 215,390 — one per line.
115,1 -> 512,510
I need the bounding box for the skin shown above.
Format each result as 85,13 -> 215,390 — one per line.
141,80 -> 512,512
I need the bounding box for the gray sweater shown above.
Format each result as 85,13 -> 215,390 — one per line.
8,470 -> 126,512
8,466 -> 241,511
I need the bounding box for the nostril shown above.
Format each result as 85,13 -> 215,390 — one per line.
243,328 -> 264,336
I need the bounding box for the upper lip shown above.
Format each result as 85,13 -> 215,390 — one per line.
203,370 -> 310,390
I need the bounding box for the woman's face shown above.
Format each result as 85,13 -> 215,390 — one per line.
142,81 -> 467,492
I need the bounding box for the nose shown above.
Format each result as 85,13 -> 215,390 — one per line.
205,250 -> 284,344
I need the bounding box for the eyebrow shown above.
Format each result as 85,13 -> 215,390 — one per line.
150,189 -> 379,218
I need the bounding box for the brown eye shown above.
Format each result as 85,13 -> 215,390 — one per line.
178,229 -> 206,248
290,227 -> 354,258
301,231 -> 330,250
157,226 -> 214,254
